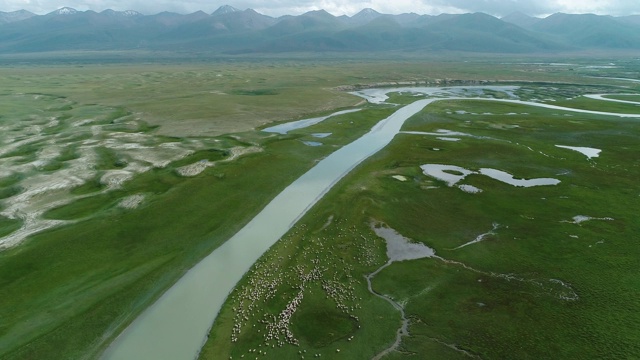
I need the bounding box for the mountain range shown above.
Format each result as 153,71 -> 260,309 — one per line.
1,6 -> 640,54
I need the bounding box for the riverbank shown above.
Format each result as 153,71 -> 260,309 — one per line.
104,96 -> 441,359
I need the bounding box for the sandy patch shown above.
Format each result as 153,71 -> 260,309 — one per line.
118,194 -> 145,209
73,118 -> 95,127
91,125 -> 102,136
0,215 -> 69,250
37,145 -> 62,161
176,146 -> 263,177
225,146 -> 263,162
176,161 -> 214,177
105,142 -> 153,150
126,147 -> 193,168
458,184 -> 483,194
100,170 -> 134,189
0,136 -> 43,157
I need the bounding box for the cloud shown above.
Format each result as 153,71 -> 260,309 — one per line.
383,0 -> 640,17
238,0 -> 465,16
0,0 -> 638,16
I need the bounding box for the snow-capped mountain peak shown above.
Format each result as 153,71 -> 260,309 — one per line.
54,7 -> 78,15
213,5 -> 241,16
122,10 -> 142,17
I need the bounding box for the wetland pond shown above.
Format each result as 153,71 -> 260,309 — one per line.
103,86 -> 640,359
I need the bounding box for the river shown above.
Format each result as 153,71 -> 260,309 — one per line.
102,97 -> 437,360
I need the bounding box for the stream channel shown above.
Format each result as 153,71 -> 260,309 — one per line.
103,94 -> 437,360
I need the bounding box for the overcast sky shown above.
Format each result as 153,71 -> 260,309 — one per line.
1,0 -> 638,17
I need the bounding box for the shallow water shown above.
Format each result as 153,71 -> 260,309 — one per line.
478,168 -> 560,187
420,164 -> 475,187
421,164 -> 560,188
350,85 -> 519,104
567,215 -> 614,224
555,145 -> 601,159
262,109 -> 361,134
311,133 -> 332,138
371,222 -> 437,262
402,129 -> 472,137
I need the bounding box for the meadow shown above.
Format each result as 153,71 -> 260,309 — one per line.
0,53 -> 638,359
201,69 -> 640,358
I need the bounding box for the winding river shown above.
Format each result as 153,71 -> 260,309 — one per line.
103,87 -> 640,360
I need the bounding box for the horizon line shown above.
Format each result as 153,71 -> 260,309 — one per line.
1,6 -> 636,19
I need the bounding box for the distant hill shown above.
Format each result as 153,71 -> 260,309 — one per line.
265,10 -> 346,37
212,5 -> 241,16
618,15 -> 640,27
349,8 -> 383,26
531,13 -> 640,48
0,5 -> 639,54
0,9 -> 35,24
421,12 -> 565,52
501,12 -> 540,28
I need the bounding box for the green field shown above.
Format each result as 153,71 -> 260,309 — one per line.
0,54 -> 639,359
201,67 -> 640,358
606,94 -> 640,102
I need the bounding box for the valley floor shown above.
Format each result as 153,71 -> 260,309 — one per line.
0,56 -> 638,359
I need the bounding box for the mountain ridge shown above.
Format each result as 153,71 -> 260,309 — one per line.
1,5 -> 639,54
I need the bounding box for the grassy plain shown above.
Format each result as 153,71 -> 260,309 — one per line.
607,94 -> 640,102
201,67 -> 640,358
1,54 -> 616,138
0,54 -> 638,359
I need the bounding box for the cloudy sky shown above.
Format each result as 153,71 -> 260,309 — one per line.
1,0 -> 638,17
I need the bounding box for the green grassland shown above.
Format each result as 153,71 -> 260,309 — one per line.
606,94 -> 640,102
552,96 -> 640,113
0,55 -> 638,359
0,103 -> 394,358
202,82 -> 640,358
3,55 -> 630,139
